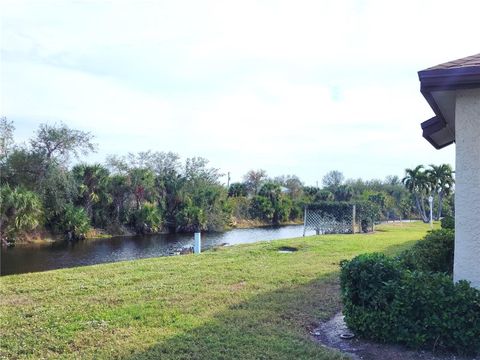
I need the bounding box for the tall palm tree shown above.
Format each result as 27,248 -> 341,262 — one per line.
108,174 -> 130,224
427,164 -> 454,220
72,164 -> 110,219
402,165 -> 429,222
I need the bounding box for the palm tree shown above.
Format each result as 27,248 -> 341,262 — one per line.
426,164 -> 454,220
72,164 -> 110,219
0,186 -> 43,244
108,174 -> 130,224
333,184 -> 354,202
402,165 -> 429,222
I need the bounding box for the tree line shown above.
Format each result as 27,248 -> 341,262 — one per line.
0,118 -> 454,245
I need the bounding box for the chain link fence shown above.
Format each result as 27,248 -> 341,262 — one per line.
304,203 -> 379,235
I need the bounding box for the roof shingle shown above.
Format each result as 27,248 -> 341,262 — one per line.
424,53 -> 480,71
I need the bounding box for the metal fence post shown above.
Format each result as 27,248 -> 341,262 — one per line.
352,204 -> 356,234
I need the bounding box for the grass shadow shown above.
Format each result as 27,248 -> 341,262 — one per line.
118,235 -> 425,359
382,239 -> 420,256
120,274 -> 348,360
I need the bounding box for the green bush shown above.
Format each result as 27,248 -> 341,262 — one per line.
340,253 -> 402,310
355,201 -> 381,232
175,200 -> 206,232
0,185 -> 43,244
398,229 -> 454,274
340,253 -> 403,342
289,200 -> 303,221
228,182 -> 248,197
441,216 -> 455,229
340,247 -> 480,355
60,204 -> 90,240
391,272 -> 480,353
131,202 -> 162,234
249,195 -> 274,222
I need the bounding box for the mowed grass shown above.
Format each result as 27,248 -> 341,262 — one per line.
0,222 -> 434,360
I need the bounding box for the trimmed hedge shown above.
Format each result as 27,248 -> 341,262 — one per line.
441,216 -> 455,229
398,229 -> 454,274
391,272 -> 480,353
340,231 -> 480,355
340,253 -> 402,342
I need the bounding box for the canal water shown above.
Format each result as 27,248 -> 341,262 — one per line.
1,225 -> 308,276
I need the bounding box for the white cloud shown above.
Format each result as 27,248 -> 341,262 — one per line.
2,0 -> 470,184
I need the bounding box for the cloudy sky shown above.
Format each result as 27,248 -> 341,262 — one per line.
1,0 -> 478,185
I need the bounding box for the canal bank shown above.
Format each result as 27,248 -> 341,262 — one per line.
1,224 -> 307,275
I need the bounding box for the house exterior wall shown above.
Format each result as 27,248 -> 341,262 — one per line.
454,88 -> 480,289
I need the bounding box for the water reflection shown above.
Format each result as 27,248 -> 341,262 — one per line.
1,225 -> 309,275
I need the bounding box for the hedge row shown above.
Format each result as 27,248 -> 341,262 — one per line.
398,229 -> 454,274
340,230 -> 480,355
441,215 -> 455,230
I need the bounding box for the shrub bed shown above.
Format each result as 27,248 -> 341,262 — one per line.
441,215 -> 455,229
398,229 -> 454,274
340,230 -> 480,355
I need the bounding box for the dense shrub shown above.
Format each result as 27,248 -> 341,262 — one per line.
59,204 -> 90,240
340,253 -> 402,310
131,202 -> 162,234
289,200 -> 303,221
391,272 -> 480,353
355,201 -> 381,232
175,201 -> 206,232
228,182 -> 248,197
398,229 -> 454,274
0,186 -> 43,244
341,245 -> 480,355
441,215 -> 455,229
340,253 -> 403,341
228,196 -> 251,221
249,195 -> 274,222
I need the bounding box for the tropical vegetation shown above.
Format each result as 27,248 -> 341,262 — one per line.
402,164 -> 454,222
0,117 -> 454,244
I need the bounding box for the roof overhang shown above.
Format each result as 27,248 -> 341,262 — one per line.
419,61 -> 480,149
421,116 -> 454,149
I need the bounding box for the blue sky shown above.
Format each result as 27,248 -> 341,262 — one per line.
2,0 -> 478,185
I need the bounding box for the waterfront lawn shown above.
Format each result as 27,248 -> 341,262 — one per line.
0,222 -> 433,359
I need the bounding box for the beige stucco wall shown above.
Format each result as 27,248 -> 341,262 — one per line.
454,88 -> 480,289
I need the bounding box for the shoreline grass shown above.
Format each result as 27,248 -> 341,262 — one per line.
0,222 -> 434,359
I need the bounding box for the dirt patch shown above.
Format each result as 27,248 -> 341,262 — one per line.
312,312 -> 478,360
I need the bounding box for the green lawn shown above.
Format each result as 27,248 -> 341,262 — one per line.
0,222 -> 434,359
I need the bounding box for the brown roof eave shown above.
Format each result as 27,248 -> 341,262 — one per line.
418,53 -> 480,149
418,66 -> 480,148
419,66 -> 480,92
421,116 -> 454,150
418,88 -> 450,149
